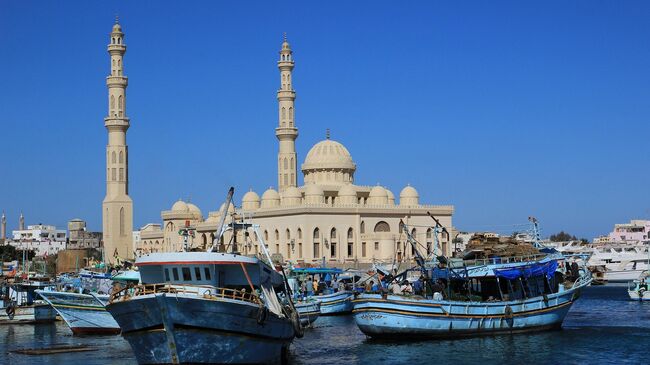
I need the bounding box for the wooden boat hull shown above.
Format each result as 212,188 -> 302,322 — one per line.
352,284 -> 585,339
36,290 -> 120,335
107,293 -> 294,364
312,291 -> 353,315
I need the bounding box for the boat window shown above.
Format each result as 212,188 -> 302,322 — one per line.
194,267 -> 202,281
182,267 -> 192,281
164,268 -> 170,281
172,268 -> 179,281
204,267 -> 211,280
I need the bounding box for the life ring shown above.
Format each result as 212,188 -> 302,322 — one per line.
6,303 -> 16,320
504,305 -> 513,319
256,305 -> 268,325
639,288 -> 646,298
291,310 -> 304,338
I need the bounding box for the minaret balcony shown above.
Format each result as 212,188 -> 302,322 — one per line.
275,127 -> 298,139
277,90 -> 296,100
108,44 -> 126,53
106,76 -> 128,87
104,117 -> 130,129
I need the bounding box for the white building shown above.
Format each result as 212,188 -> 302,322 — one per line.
9,224 -> 67,257
607,219 -> 650,243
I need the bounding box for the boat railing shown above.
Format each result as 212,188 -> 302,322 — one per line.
571,271 -> 593,289
109,283 -> 261,305
457,253 -> 549,267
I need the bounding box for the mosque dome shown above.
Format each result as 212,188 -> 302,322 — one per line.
171,200 -> 189,212
261,188 -> 281,209
218,202 -> 236,214
303,140 -> 355,170
399,185 -> 420,206
242,190 -> 261,211
302,139 -> 356,186
281,186 -> 302,207
368,185 -> 388,205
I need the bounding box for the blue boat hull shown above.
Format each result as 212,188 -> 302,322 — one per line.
106,293 -> 294,364
312,291 -> 353,315
353,286 -> 584,339
36,290 -> 120,335
295,300 -> 320,326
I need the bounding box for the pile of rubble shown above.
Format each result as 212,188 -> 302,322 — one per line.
464,233 -> 540,259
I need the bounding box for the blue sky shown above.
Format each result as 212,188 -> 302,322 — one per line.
1,1 -> 648,239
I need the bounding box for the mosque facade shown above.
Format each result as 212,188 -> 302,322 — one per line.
136,35 -> 454,267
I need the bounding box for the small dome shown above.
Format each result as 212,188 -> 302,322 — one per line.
187,203 -> 202,219
261,188 -> 281,209
304,184 -> 324,196
369,185 -> 388,198
399,185 -> 420,206
261,188 -> 280,201
242,190 -> 260,203
400,185 -> 419,198
171,200 -> 189,212
338,184 -> 356,197
368,185 -> 388,205
112,23 -> 122,33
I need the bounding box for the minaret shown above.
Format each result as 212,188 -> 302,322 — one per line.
1,211 -> 6,239
19,212 -> 24,230
276,34 -> 298,192
102,18 -> 134,262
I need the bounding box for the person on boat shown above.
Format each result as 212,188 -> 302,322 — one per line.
413,276 -> 424,295
364,280 -> 374,292
324,273 -> 332,287
337,280 -> 346,292
400,280 -> 413,294
312,277 -> 319,295
389,281 -> 402,295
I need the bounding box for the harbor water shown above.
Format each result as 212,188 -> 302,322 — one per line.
2,285 -> 649,365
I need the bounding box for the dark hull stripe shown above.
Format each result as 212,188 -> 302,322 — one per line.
353,300 -> 572,319
122,322 -> 293,342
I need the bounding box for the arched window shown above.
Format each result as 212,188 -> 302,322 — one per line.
286,229 -> 290,239
112,37 -> 115,44
119,207 -> 125,236
374,221 -> 390,233
313,228 -> 320,240
210,233 -> 215,245
275,229 -> 279,241
281,107 -> 286,120
360,221 -> 365,234
411,228 -> 417,238
284,158 -> 288,169
264,230 -> 269,241
119,151 -> 123,163
111,151 -> 116,163
289,107 -> 293,120
348,228 -> 354,240
118,95 -> 123,116
426,228 -> 433,239
330,228 -> 337,239
297,228 -> 302,239
201,234 -> 207,246
110,95 -> 115,110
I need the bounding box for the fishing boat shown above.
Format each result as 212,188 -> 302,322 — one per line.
105,188 -> 300,364
628,271 -> 650,301
35,290 -> 120,334
290,267 -> 355,315
353,218 -> 592,339
0,281 -> 57,324
294,299 -> 321,326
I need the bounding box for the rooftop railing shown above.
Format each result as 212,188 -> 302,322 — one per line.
109,283 -> 261,305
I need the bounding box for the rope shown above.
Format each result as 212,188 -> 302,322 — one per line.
239,262 -> 256,293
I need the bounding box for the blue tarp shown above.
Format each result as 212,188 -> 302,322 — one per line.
494,261 -> 558,280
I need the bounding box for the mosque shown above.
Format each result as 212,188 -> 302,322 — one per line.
101,21 -> 454,267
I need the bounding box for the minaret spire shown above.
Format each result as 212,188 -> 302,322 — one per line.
276,34 -> 298,192
1,211 -> 6,240
102,18 -> 134,262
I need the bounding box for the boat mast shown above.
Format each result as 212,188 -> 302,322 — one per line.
207,187 -> 234,252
